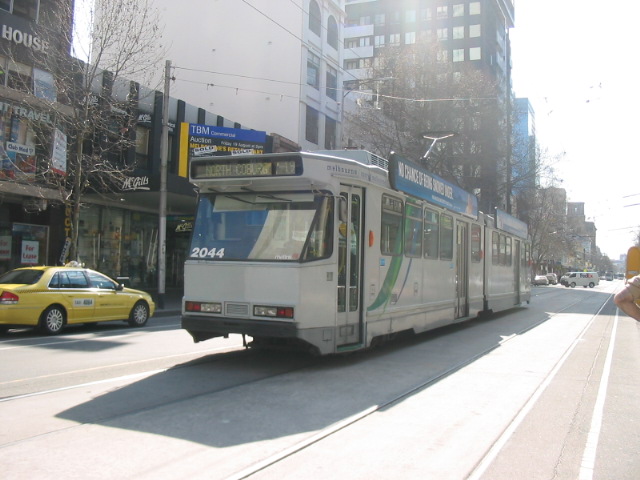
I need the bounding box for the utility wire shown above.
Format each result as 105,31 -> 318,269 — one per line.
173,66 -> 494,104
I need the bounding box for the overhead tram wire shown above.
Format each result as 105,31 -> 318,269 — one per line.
172,66 -> 495,106
175,2 -> 497,106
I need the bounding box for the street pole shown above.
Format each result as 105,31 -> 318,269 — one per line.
157,59 -> 171,309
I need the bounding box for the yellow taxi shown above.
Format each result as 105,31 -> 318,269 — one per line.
0,264 -> 155,335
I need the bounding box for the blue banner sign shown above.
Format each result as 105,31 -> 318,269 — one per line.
388,153 -> 478,219
495,208 -> 528,239
188,123 -> 266,156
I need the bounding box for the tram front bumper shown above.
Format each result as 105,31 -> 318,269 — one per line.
181,314 -> 298,343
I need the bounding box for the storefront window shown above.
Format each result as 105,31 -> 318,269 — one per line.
15,223 -> 48,266
77,205 -> 160,287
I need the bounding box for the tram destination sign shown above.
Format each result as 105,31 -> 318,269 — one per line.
388,153 -> 478,219
191,155 -> 302,179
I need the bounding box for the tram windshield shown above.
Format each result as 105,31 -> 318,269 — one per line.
188,191 -> 334,262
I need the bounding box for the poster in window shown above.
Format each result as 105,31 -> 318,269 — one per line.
0,235 -> 10,260
21,240 -> 39,265
51,128 -> 67,175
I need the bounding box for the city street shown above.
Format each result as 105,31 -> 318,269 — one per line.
1,280 -> 638,479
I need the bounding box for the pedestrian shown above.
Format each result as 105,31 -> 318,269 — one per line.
614,275 -> 640,322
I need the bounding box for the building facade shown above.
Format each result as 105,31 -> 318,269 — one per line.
142,0 -> 345,152
0,0 -> 73,275
0,1 -> 294,289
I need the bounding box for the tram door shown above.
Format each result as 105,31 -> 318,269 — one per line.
337,187 -> 363,346
514,240 -> 521,304
456,222 -> 469,318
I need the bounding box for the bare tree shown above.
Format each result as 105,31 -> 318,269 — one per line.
36,0 -> 165,261
343,39 -> 500,195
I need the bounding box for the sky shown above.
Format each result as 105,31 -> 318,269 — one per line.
509,0 -> 640,260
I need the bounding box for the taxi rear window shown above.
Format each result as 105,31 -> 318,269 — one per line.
0,270 -> 43,285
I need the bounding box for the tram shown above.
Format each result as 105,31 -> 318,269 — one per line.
181,150 -> 531,355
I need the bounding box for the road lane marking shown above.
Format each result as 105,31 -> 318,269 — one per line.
578,309 -> 618,480
467,295 -> 612,480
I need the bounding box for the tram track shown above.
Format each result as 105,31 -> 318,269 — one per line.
224,292 -> 614,480
1,289 -> 615,478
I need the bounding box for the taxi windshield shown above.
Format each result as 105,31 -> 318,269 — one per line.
188,191 -> 334,262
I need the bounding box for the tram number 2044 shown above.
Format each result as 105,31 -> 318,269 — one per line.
190,247 -> 226,259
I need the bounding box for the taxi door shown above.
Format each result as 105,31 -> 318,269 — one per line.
54,270 -> 96,324
88,271 -> 130,320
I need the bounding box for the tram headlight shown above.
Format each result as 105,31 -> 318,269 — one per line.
185,301 -> 222,313
253,305 -> 294,319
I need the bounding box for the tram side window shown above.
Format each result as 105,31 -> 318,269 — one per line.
302,196 -> 334,261
404,202 -> 422,258
492,232 -> 513,266
381,195 -> 403,256
523,243 -> 530,268
440,214 -> 453,260
423,208 -> 439,259
492,232 -> 500,265
471,224 -> 482,262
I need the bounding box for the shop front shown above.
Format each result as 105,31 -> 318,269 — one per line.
79,173 -> 196,289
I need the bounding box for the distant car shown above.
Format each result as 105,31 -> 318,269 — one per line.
0,264 -> 155,335
533,275 -> 549,286
604,272 -> 614,281
546,273 -> 558,285
560,271 -> 599,288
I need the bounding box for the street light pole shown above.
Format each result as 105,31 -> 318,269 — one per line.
157,59 -> 171,309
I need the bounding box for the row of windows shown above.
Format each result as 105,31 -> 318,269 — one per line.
353,2 -> 481,26
347,24 -> 481,51
379,195 -> 483,262
307,52 -> 338,100
309,0 -> 339,50
0,56 -> 56,101
344,47 -> 482,70
305,105 -> 337,148
0,0 -> 39,22
378,195 -> 528,267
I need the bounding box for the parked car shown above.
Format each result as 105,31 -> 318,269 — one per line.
560,271 -> 599,288
533,274 -> 549,286
0,264 -> 155,334
546,273 -> 558,285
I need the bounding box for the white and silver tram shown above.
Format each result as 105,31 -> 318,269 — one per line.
182,150 -> 531,355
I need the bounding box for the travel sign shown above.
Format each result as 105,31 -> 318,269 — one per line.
388,153 -> 478,219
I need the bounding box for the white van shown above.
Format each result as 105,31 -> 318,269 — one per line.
560,272 -> 599,288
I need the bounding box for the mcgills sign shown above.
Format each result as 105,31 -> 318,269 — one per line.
121,176 -> 150,192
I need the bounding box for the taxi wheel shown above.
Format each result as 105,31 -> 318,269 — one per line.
40,306 -> 66,335
128,301 -> 150,327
